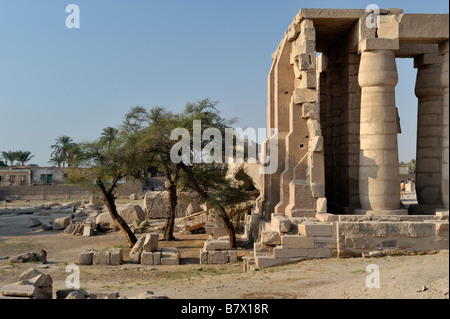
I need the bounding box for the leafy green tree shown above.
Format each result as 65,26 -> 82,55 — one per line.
51,135 -> 76,168
101,127 -> 119,147
48,154 -> 64,167
175,98 -> 256,249
1,151 -> 18,167
123,106 -> 183,241
15,151 -> 35,166
69,131 -> 143,247
408,158 -> 416,174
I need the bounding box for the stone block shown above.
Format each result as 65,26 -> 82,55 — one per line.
305,248 -> 333,258
310,182 -> 325,198
261,231 -> 281,245
129,252 -> 141,264
28,274 -> 53,287
93,252 -> 110,265
358,222 -> 387,237
281,235 -> 314,249
109,249 -> 122,265
436,210 -> 449,221
254,242 -> 274,253
200,249 -> 208,264
130,236 -> 146,255
141,252 -> 154,265
273,247 -> 307,258
228,250 -> 238,263
1,283 -> 37,298
300,70 -> 317,88
408,222 -> 436,238
83,226 -> 93,237
255,256 -> 290,268
293,88 -> 317,104
302,103 -> 319,120
153,252 -> 161,265
160,257 -> 178,265
386,222 -> 410,236
271,215 -> 291,233
53,216 -> 71,230
344,236 -> 376,250
78,250 -> 95,265
314,237 -> 338,249
207,251 -> 229,264
143,233 -> 159,252
316,198 -> 327,213
18,268 -> 44,282
204,238 -> 231,251
315,212 -> 339,223
336,222 -> 360,236
359,38 -> 399,52
161,247 -> 180,260
298,222 -> 333,237
212,227 -> 229,239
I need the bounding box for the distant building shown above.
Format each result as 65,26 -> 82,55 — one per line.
399,163 -> 410,175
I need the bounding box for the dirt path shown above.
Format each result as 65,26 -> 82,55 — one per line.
0,201 -> 448,299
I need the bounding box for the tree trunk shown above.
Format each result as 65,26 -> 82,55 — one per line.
178,163 -> 236,248
163,182 -> 177,241
97,180 -> 137,248
161,160 -> 179,241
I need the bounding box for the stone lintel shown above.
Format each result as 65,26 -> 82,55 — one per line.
358,38 -> 400,53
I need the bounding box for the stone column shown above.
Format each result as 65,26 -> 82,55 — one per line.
357,39 -> 406,215
412,55 -> 444,213
440,41 -> 449,210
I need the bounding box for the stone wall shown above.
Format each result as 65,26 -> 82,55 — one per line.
248,211 -> 449,269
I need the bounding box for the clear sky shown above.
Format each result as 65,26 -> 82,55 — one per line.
0,0 -> 448,167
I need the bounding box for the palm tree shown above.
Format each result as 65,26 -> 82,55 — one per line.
1,151 -> 17,167
51,135 -> 75,168
100,127 -> 119,147
48,154 -> 64,167
15,151 -> 35,166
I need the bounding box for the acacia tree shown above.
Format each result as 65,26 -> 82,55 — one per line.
174,98 -> 257,249
123,106 -> 183,241
69,131 -> 144,247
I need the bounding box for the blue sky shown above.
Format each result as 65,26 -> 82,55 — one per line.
0,0 -> 448,166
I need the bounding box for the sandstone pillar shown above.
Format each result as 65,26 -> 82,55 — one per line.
440,41 -> 449,210
357,39 -> 406,215
413,56 -> 444,212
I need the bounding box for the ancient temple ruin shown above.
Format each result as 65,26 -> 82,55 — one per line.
245,8 -> 449,268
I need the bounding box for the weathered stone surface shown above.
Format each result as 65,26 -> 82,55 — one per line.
207,251 -> 229,264
109,249 -> 123,265
200,249 -> 208,264
298,222 -> 333,237
254,242 -> 275,253
93,252 -> 110,265
228,250 -> 238,263
261,231 -> 282,245
203,238 -> 230,251
141,252 -> 154,265
281,235 -> 315,249
79,250 -> 95,265
95,212 -> 118,231
118,204 -> 146,223
53,216 -> 71,230
28,274 -> 53,287
273,247 -> 307,258
255,256 -> 290,268
314,237 -> 339,249
143,233 -> 159,252
160,257 -> 179,265
26,217 -> 42,228
408,222 -> 436,237
129,252 -> 141,264
130,236 -> 146,255
153,252 -> 161,265
161,247 -> 180,260
82,226 -> 93,237
143,191 -> 190,219
18,268 -> 44,282
1,283 -> 37,298
271,215 -> 291,233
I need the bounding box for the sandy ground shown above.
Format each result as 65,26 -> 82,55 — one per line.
0,199 -> 448,300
